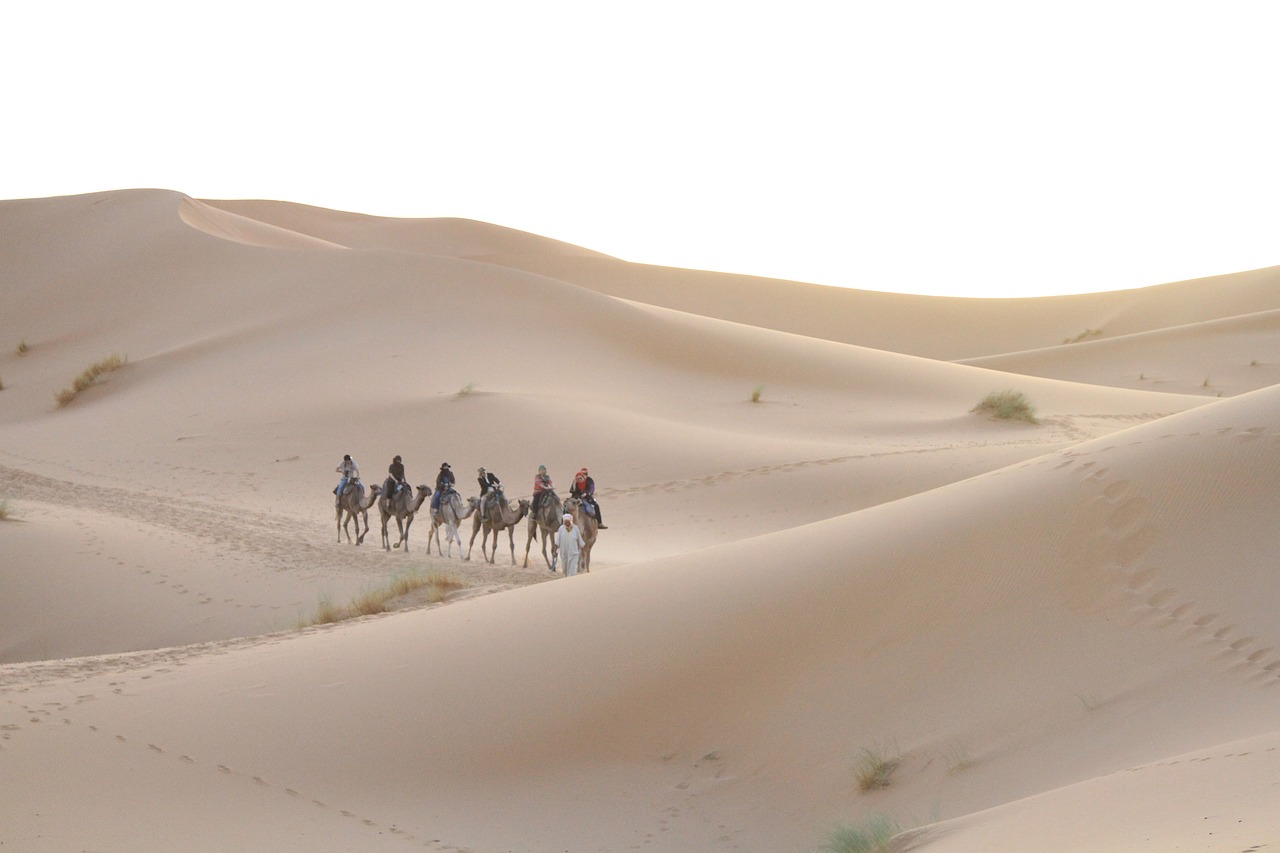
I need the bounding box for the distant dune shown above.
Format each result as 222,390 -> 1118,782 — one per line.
2,189 -> 1278,851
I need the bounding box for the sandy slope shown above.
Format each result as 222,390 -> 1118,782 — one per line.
2,190 -> 1279,851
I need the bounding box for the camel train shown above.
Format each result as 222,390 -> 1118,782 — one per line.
334,480 -> 600,572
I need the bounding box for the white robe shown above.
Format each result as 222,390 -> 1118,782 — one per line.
557,524 -> 586,576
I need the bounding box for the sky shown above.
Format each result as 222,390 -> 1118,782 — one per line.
4,1 -> 1278,298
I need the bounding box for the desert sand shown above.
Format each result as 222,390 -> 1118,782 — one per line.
2,188 -> 1278,851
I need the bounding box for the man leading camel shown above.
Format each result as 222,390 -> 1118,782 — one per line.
557,513 -> 586,577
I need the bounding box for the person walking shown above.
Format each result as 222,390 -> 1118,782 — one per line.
556,513 -> 586,576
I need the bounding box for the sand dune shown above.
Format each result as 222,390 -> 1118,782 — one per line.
2,190 -> 1279,851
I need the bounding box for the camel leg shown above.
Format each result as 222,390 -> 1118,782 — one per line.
466,518 -> 481,561
392,515 -> 405,551
356,510 -> 368,546
523,520 -> 537,568
400,514 -> 413,553
337,507 -> 344,543
507,527 -> 518,566
381,512 -> 392,551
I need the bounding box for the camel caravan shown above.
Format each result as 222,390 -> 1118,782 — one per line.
333,457 -> 603,573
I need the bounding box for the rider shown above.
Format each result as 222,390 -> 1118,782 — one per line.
431,462 -> 455,511
570,467 -> 606,529
335,454 -> 361,506
477,466 -> 503,522
383,455 -> 407,502
531,465 -> 554,515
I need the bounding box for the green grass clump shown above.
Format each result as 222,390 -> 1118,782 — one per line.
457,382 -> 477,397
300,571 -> 466,628
820,815 -> 902,852
971,389 -> 1038,424
55,353 -> 127,407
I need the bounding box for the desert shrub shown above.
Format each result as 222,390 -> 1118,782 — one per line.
457,382 -> 477,397
821,815 -> 901,852
300,571 -> 466,627
1063,328 -> 1101,344
308,595 -> 346,626
0,500 -> 12,521
55,353 -> 127,407
16,340 -> 29,355
971,389 -> 1038,424
941,741 -> 974,774
750,385 -> 764,403
855,745 -> 900,792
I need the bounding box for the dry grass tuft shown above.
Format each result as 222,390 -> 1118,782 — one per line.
55,353 -> 127,407
300,571 -> 466,628
855,745 -> 900,792
16,340 -> 29,355
0,500 -> 13,521
750,385 -> 764,403
1063,327 -> 1102,344
971,389 -> 1038,424
941,741 -> 975,774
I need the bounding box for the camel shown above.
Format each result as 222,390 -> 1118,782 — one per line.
378,484 -> 430,552
467,496 -> 531,565
561,495 -> 599,572
428,490 -> 480,558
523,489 -> 562,570
336,481 -> 381,545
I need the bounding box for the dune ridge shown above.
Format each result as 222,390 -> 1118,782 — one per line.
2,189 -> 1279,851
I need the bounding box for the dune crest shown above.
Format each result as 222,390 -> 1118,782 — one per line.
178,197 -> 348,249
